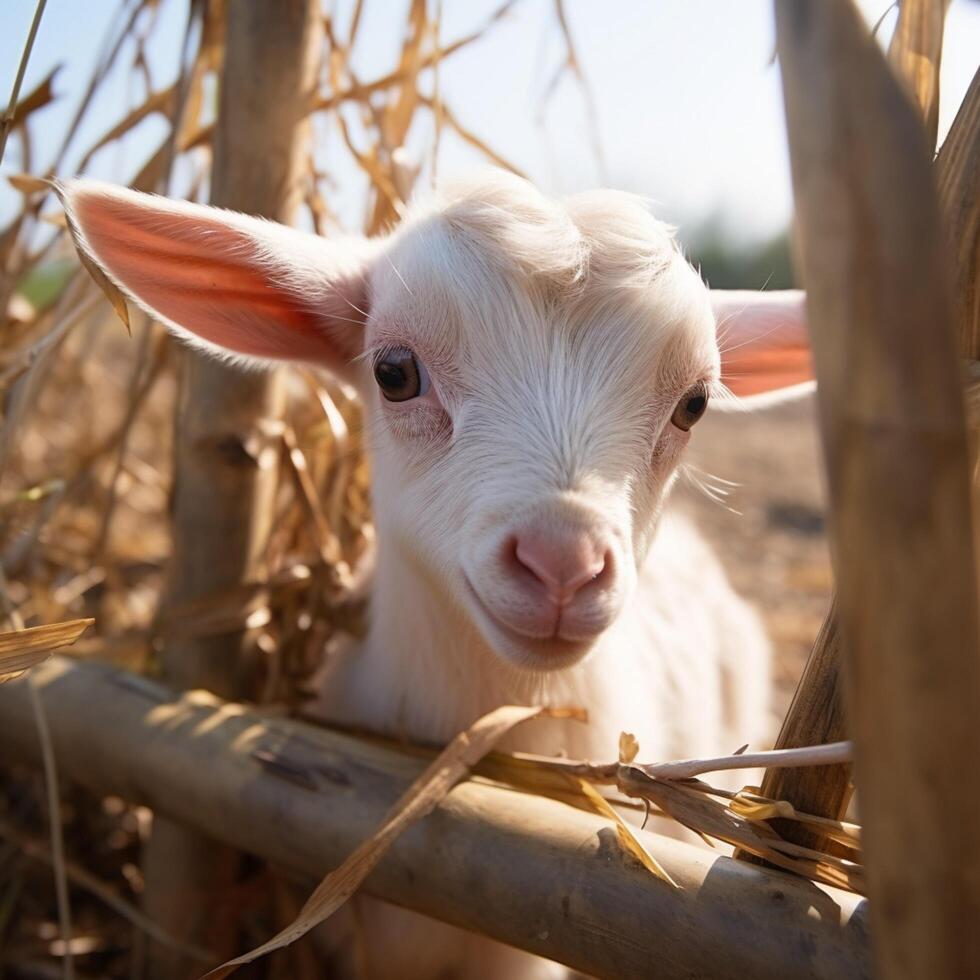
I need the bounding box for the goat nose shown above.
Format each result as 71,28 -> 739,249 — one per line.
511,530 -> 608,603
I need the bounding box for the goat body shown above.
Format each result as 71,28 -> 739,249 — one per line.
63,172 -> 809,979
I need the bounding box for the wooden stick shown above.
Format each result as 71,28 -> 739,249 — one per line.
0,657 -> 871,980
641,740 -> 852,782
775,4 -> 980,980
0,0 -> 48,166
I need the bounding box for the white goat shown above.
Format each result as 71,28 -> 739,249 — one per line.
64,172 -> 810,980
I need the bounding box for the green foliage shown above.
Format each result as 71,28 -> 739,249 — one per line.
16,257 -> 74,312
684,222 -> 796,291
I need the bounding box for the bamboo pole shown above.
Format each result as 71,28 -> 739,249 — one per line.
142,3 -> 322,976
0,657 -> 872,980
774,3 -> 980,980
745,0 -> 956,866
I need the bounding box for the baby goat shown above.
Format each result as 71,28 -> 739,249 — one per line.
64,172 -> 809,979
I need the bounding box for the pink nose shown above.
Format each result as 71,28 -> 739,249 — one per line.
510,529 -> 609,604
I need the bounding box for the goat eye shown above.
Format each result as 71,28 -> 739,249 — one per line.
671,382 -> 709,431
373,347 -> 429,402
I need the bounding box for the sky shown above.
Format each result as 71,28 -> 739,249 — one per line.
2,0 -> 979,243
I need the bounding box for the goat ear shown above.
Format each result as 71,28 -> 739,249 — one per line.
711,289 -> 813,406
61,180 -> 374,377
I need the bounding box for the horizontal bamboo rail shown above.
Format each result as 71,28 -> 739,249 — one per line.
0,657 -> 871,980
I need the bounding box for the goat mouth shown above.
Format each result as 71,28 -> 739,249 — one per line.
461,575 -> 598,670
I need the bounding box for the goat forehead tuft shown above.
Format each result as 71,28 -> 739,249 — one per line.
565,188 -> 680,289
407,172 -> 682,292
371,172 -> 714,370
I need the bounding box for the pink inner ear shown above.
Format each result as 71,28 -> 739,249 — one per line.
714,291 -> 813,397
721,344 -> 813,396
73,192 -> 340,364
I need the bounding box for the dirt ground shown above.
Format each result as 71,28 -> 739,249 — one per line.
675,393 -> 833,724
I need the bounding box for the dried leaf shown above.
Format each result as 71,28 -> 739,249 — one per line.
282,427 -> 342,568
7,174 -> 51,195
313,0 -> 521,114
10,66 -> 62,127
130,139 -> 170,193
619,769 -> 864,894
542,1 -> 606,182
618,731 -> 639,764
729,794 -> 797,822
472,751 -> 644,824
201,704 -> 584,979
381,0 -> 428,148
572,775 -> 676,888
420,96 -> 528,178
0,619 -> 94,683
75,85 -> 177,173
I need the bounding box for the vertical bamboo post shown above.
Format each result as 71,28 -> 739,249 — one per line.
141,3 -> 321,976
745,0 -> 956,862
775,3 -> 980,979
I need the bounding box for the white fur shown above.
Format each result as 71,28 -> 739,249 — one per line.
63,172 -> 788,980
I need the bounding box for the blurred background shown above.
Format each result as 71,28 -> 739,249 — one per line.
0,1 -> 977,976
4,1 -> 979,272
